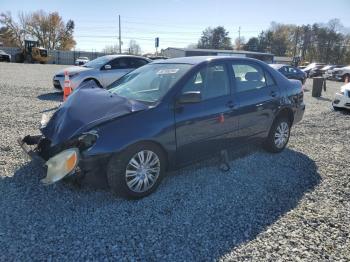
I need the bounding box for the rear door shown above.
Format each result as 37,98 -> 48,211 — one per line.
174,62 -> 239,165
230,61 -> 280,139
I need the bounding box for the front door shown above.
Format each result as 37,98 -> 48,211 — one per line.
100,57 -> 133,87
174,62 -> 239,165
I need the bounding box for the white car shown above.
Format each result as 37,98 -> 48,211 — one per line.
333,82 -> 350,110
53,55 -> 151,90
332,66 -> 350,82
75,56 -> 90,66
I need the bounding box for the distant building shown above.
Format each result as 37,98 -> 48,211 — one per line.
162,47 -> 274,63
274,56 -> 293,64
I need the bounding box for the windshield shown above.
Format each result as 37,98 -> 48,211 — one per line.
108,63 -> 191,103
84,56 -> 111,69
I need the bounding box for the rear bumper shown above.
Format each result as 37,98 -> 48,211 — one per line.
294,103 -> 305,124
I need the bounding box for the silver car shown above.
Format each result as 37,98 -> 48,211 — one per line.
53,55 -> 151,90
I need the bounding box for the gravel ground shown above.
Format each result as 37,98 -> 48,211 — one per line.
0,63 -> 349,261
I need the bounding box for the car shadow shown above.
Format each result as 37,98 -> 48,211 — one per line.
315,96 -> 332,102
1,147 -> 320,261
37,91 -> 62,102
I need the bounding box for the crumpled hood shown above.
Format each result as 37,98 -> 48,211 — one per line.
42,82 -> 148,146
55,66 -> 92,75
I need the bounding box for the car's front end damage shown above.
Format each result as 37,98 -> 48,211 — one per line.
18,81 -> 148,187
18,125 -> 109,186
333,83 -> 350,110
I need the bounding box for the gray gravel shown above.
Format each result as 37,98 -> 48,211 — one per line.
0,63 -> 349,261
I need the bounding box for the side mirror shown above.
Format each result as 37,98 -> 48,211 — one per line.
177,91 -> 201,104
104,64 -> 112,70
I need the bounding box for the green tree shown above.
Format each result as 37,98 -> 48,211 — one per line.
243,37 -> 259,51
197,26 -> 232,49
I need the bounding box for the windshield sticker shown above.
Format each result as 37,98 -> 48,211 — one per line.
156,69 -> 179,75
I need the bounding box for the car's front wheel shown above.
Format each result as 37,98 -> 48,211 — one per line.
107,143 -> 166,199
264,117 -> 291,153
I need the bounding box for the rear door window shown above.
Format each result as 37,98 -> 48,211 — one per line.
231,63 -> 267,92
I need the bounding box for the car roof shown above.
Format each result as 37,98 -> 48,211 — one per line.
151,56 -> 262,65
102,54 -> 150,60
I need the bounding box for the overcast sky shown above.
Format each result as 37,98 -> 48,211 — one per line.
1,0 -> 349,53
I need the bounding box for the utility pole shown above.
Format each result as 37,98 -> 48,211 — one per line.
238,26 -> 241,50
293,26 -> 299,58
118,15 -> 122,54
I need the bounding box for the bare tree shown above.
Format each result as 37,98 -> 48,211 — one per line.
128,40 -> 141,55
102,44 -> 120,54
0,11 -> 29,48
0,10 -> 76,50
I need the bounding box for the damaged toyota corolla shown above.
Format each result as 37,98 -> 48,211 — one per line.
19,56 -> 305,199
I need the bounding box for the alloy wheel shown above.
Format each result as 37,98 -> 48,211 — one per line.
274,122 -> 290,149
125,150 -> 161,193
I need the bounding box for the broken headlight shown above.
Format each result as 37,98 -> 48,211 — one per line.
42,148 -> 79,185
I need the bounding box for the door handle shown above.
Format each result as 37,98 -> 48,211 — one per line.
226,101 -> 235,109
270,91 -> 277,97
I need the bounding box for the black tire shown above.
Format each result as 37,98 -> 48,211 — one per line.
26,54 -> 33,63
264,117 -> 291,153
15,53 -> 24,63
107,142 -> 166,199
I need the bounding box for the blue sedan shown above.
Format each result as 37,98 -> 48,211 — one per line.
19,56 -> 305,199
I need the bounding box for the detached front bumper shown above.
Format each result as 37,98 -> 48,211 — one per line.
17,136 -> 46,165
18,135 -> 109,187
18,135 -> 80,185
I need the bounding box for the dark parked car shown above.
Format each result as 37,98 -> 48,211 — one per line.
19,57 -> 305,199
0,50 -> 11,62
270,64 -> 307,84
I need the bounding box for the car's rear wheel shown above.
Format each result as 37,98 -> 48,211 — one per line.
264,117 -> 291,153
107,142 -> 166,199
